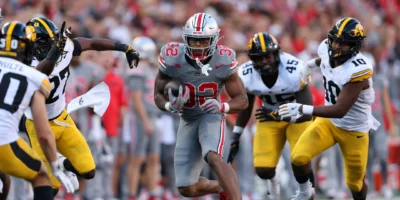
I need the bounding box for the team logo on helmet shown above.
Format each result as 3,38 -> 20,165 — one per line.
351,24 -> 365,37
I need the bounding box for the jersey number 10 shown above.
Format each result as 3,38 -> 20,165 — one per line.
323,76 -> 341,104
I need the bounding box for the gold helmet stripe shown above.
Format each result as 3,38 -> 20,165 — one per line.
5,21 -> 17,51
258,32 -> 266,52
338,17 -> 352,36
34,18 -> 54,39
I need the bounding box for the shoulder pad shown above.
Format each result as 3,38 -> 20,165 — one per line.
216,45 -> 237,69
158,43 -> 184,75
317,39 -> 329,58
238,61 -> 253,86
346,54 -> 374,83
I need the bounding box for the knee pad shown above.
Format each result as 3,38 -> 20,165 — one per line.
255,167 -> 276,180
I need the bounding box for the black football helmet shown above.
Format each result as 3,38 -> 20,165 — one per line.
0,21 -> 34,65
328,17 -> 366,62
26,17 -> 59,61
247,32 -> 280,75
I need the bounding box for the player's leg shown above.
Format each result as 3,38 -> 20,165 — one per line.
336,128 -> 369,200
126,117 -> 147,198
291,118 -> 336,198
0,171 -> 10,200
0,138 -> 53,199
286,121 -> 316,188
144,122 -> 161,198
374,127 -> 392,197
174,117 -> 217,197
253,121 -> 287,179
25,117 -> 63,191
54,110 -> 96,179
199,114 -> 241,200
253,121 -> 288,199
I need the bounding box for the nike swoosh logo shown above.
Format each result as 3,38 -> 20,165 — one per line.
357,136 -> 363,138
281,87 -> 288,91
215,64 -> 223,69
291,107 -> 296,110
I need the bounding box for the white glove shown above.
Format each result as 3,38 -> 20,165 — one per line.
200,99 -> 230,114
278,103 -> 303,118
166,85 -> 189,112
51,160 -> 75,194
279,103 -> 314,118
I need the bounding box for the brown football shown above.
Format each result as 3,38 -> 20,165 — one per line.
164,79 -> 182,98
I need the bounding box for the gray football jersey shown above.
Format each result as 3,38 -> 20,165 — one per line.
158,43 -> 238,120
125,64 -> 160,118
371,72 -> 388,122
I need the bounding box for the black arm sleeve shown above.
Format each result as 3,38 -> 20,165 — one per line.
72,39 -> 83,56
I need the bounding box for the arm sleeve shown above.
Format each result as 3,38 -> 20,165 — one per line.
71,39 -> 83,56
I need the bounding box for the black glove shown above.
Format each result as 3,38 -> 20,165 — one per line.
125,45 -> 140,68
255,107 -> 280,122
55,21 -> 71,51
227,134 -> 241,164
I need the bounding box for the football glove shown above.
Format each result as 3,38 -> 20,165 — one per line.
125,45 -> 140,68
255,107 -> 280,122
166,85 -> 189,112
51,160 -> 75,193
227,134 -> 241,164
200,99 -> 229,114
55,21 -> 71,51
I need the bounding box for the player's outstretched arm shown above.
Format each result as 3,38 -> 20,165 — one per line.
280,80 -> 368,119
311,80 -> 368,118
224,72 -> 249,114
306,57 -> 321,68
73,37 -> 140,68
36,21 -> 71,76
154,70 -> 172,111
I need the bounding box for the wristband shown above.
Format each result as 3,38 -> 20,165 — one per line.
164,102 -> 171,112
306,58 -> 318,68
221,102 -> 230,113
233,126 -> 244,134
115,42 -> 129,52
302,105 -> 314,115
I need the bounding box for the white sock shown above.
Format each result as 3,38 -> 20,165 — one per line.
299,181 -> 310,192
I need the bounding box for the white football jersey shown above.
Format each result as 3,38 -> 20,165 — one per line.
238,52 -> 310,111
25,38 -> 74,119
317,39 -> 379,133
0,57 -> 50,146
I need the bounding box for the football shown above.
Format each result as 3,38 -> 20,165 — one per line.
164,79 -> 182,98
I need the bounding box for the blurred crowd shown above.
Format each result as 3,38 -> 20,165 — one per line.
1,0 -> 400,199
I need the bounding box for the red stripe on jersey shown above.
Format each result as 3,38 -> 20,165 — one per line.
218,116 -> 225,156
196,13 -> 204,32
158,56 -> 166,69
230,60 -> 238,69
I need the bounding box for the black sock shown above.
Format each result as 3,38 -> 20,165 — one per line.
63,159 -> 81,177
295,174 -> 309,184
33,186 -> 53,200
